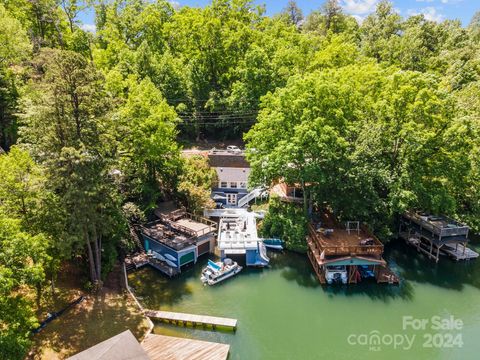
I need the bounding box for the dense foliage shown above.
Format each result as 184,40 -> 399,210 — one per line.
177,155 -> 217,214
0,0 -> 479,357
259,196 -> 308,252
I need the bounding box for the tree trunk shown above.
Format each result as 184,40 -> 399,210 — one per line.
93,226 -> 102,283
36,283 -> 42,308
85,231 -> 97,284
51,274 -> 56,296
301,179 -> 308,216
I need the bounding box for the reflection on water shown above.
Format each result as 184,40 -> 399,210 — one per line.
128,236 -> 480,360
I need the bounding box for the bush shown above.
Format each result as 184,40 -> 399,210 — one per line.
259,196 -> 308,252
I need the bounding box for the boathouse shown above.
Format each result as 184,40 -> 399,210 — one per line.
214,209 -> 270,266
307,211 -> 399,285
140,210 -> 217,274
398,211 -> 479,262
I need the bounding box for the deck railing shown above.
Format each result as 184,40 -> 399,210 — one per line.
404,211 -> 469,238
159,211 -> 217,238
308,223 -> 384,257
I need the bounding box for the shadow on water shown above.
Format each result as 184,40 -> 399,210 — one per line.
388,237 -> 480,291
129,236 -> 480,309
268,250 -> 415,302
268,251 -> 321,288
128,266 -> 193,309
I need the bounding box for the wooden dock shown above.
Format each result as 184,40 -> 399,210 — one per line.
142,334 -> 230,360
441,243 -> 479,261
125,253 -> 180,277
144,310 -> 237,330
400,232 -> 479,262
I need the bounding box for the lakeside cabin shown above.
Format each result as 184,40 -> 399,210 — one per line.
307,211 -> 399,285
209,148 -> 265,208
140,209 -> 217,275
398,211 -> 479,262
182,147 -> 264,208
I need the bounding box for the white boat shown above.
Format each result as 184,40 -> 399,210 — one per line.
201,259 -> 242,286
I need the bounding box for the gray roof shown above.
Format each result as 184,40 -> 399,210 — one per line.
68,330 -> 150,360
208,153 -> 249,168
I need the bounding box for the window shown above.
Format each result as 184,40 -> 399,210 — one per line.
230,182 -> 237,188
220,182 -> 228,188
226,193 -> 237,205
239,182 -> 247,189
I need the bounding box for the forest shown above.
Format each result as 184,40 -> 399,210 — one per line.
0,0 -> 479,358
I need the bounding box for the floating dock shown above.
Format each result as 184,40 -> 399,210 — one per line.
144,310 -> 237,330
441,243 -> 479,260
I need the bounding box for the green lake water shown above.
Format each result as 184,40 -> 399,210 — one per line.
128,239 -> 480,360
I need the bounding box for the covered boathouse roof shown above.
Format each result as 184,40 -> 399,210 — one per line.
68,330 -> 149,360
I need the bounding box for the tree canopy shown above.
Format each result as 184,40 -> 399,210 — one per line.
1,1 -> 480,357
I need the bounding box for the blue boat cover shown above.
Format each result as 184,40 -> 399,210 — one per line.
208,259 -> 221,271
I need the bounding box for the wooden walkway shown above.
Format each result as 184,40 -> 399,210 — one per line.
125,253 -> 180,277
142,334 -> 229,360
144,310 -> 237,330
442,243 -> 479,261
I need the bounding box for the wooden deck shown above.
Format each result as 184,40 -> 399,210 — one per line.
442,243 -> 479,261
145,310 -> 237,330
125,253 -> 180,277
308,211 -> 384,257
307,235 -> 398,285
399,231 -> 479,262
142,334 -> 229,360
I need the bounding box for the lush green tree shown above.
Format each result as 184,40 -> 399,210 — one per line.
177,155 -> 217,214
360,0 -> 402,62
303,0 -> 358,36
3,0 -> 69,50
0,4 -> 31,65
280,0 -> 303,27
0,215 -> 50,360
259,196 -> 308,252
20,49 -> 125,287
0,4 -> 31,150
245,63 -> 474,238
115,77 -> 180,207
